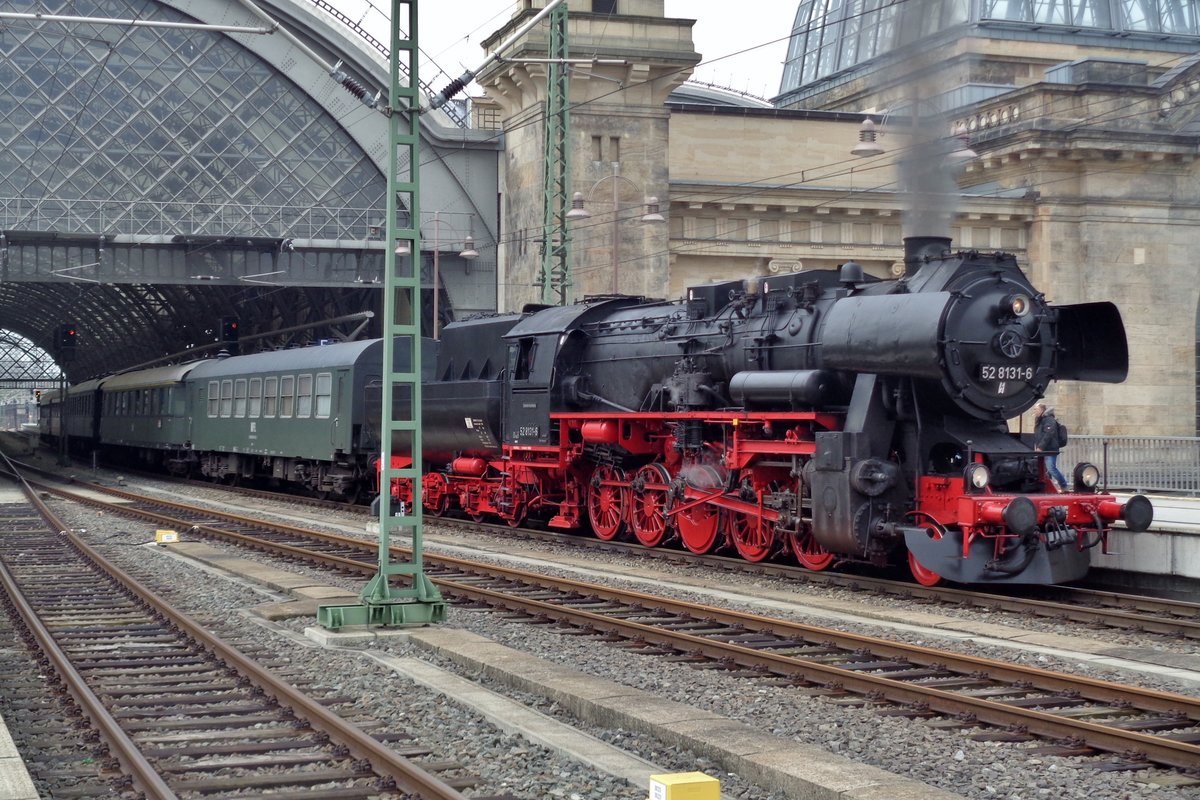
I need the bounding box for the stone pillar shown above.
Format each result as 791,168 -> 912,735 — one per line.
477,0 -> 698,310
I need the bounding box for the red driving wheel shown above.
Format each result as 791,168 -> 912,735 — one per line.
630,463 -> 673,547
727,512 -> 774,562
678,501 -> 722,554
587,465 -> 628,540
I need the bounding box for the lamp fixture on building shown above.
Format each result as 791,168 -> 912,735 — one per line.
566,164 -> 666,294
851,116 -> 885,157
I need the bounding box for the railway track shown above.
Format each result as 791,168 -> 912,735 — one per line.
440,518 -> 1200,640
0,462 -> 494,799
38,454 -> 1200,640
25,474 -> 1200,775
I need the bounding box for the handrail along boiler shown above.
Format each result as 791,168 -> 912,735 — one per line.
391,236 -> 1152,585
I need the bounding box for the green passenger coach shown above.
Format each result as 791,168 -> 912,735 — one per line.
99,365 -> 198,461
185,340 -> 383,500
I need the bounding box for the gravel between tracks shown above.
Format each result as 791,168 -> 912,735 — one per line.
40,468 -> 1200,800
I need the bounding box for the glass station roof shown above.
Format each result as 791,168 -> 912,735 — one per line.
779,0 -> 1200,95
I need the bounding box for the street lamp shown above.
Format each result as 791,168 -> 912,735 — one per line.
566,163 -> 665,295
393,212 -> 478,339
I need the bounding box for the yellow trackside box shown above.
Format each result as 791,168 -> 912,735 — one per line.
647,772 -> 719,800
155,530 -> 179,544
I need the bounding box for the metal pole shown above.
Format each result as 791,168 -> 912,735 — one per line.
611,163 -> 620,294
318,0 -> 444,630
432,211 -> 440,340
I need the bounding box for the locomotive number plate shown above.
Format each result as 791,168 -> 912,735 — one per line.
979,364 -> 1034,381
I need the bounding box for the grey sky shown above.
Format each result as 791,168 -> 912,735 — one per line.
416,1 -> 796,101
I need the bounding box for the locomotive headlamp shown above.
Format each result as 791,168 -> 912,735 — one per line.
964,463 -> 991,492
1005,293 -> 1032,317
1073,462 -> 1101,492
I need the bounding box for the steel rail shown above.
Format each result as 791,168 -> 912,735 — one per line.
438,580 -> 1200,771
6,479 -> 467,799
45,467 -> 1200,639
31,478 -> 1200,771
0,471 -> 179,799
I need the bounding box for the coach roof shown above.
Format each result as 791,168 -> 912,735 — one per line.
187,340 -> 382,380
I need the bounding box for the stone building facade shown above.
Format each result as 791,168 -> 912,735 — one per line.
476,0 -> 1200,436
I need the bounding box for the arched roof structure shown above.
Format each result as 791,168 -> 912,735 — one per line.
777,0 -> 1200,105
0,0 -> 500,382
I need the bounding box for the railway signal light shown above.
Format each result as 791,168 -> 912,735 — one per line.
220,316 -> 240,355
55,323 -> 77,362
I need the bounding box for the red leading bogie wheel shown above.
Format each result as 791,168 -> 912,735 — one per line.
907,525 -> 945,586
587,465 -> 628,540
630,463 -> 672,547
787,526 -> 835,571
907,549 -> 944,586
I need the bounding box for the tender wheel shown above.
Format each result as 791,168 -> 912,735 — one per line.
728,512 -> 775,562
908,549 -> 943,587
423,473 -> 451,517
587,465 -> 628,540
787,526 -> 834,571
678,502 -> 722,554
630,463 -> 673,547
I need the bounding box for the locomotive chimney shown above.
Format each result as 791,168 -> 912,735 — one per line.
902,236 -> 952,276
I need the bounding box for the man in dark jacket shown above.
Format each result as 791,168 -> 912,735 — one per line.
1033,403 -> 1067,490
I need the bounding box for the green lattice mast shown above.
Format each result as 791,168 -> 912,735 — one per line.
319,0 -> 444,628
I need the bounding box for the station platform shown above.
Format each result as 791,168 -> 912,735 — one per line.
1091,493 -> 1200,594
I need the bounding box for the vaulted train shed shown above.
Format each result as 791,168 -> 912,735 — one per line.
0,0 -> 499,384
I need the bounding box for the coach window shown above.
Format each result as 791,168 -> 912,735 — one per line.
264,376 -> 278,417
207,381 -> 220,417
297,374 -> 313,418
280,375 -> 295,418
315,373 -> 332,418
249,378 -> 262,417
220,379 -> 234,418
234,379 -> 248,418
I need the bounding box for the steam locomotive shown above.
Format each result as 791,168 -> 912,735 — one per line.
391,236 -> 1152,585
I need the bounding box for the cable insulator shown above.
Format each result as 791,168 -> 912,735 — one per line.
433,78 -> 467,108
341,76 -> 367,100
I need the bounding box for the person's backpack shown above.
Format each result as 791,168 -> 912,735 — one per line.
1056,420 -> 1069,449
